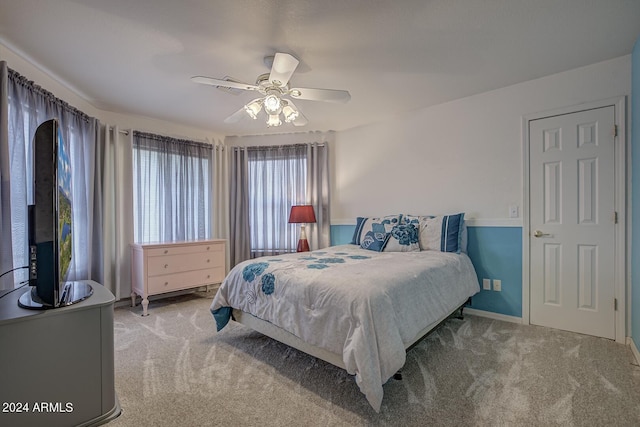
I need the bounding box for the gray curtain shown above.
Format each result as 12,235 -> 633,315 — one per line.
229,147 -> 250,266
132,131 -> 213,243
0,62 -> 12,288
0,64 -> 101,289
306,143 -> 331,250
229,142 -> 330,267
210,142 -> 230,272
95,125 -> 135,300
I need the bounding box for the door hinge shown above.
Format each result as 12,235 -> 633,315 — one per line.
614,211 -> 618,224
614,298 -> 618,311
613,125 -> 618,137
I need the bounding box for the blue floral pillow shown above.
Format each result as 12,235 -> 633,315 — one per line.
360,229 -> 392,252
350,215 -> 401,246
400,215 -> 421,227
351,217 -> 368,245
384,223 -> 420,252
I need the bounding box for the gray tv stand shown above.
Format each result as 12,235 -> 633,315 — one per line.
0,280 -> 120,426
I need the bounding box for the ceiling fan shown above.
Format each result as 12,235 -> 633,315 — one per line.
191,53 -> 351,127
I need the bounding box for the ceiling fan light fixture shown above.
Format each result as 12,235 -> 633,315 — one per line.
282,103 -> 299,123
192,52 -> 350,128
263,93 -> 282,115
244,99 -> 262,119
266,114 -> 282,127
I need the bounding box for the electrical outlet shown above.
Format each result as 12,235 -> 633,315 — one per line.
483,278 -> 491,290
509,205 -> 519,218
493,279 -> 502,292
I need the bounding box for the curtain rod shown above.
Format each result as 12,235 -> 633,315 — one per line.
107,127 -> 224,149
236,142 -> 327,150
108,126 -> 129,136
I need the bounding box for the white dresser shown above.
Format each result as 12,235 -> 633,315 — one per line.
131,239 -> 226,316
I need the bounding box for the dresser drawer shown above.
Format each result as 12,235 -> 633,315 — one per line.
147,251 -> 222,276
131,239 -> 226,316
147,267 -> 224,294
145,242 -> 223,257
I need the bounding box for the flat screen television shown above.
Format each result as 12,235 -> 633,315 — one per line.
18,119 -> 92,309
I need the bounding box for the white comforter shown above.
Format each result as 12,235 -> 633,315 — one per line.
210,244 -> 479,411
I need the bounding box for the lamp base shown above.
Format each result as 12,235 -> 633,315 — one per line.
297,238 -> 310,252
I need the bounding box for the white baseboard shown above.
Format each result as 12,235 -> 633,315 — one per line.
464,307 -> 522,324
627,337 -> 640,365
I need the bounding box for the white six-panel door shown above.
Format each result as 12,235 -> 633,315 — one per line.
529,106 -> 615,339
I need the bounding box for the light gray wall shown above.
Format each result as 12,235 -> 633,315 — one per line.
331,55 -> 631,223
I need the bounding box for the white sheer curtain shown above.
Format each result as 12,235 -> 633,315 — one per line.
132,131 -> 213,243
248,144 -> 308,258
0,63 -> 100,289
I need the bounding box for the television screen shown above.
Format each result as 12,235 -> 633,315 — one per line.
19,119 -> 92,309
57,126 -> 72,285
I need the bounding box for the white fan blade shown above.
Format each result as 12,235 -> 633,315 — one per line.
224,107 -> 249,123
268,53 -> 299,87
289,87 -> 351,103
191,76 -> 259,91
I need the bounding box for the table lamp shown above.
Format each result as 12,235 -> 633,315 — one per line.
288,205 -> 316,252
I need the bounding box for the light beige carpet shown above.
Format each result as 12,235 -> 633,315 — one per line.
108,292 -> 640,426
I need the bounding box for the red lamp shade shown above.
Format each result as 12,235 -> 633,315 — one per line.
288,205 -> 316,224
288,205 -> 316,252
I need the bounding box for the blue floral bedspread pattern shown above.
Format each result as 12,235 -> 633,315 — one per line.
212,249 -> 373,330
210,244 -> 479,412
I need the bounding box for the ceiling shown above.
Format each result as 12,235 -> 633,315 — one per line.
1,0 -> 639,136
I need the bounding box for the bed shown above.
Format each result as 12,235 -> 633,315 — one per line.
210,232 -> 480,411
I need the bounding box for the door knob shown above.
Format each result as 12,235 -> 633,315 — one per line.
533,230 -> 550,238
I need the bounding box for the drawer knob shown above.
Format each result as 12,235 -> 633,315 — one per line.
164,250 -> 168,254
207,259 -> 210,263
207,246 -> 210,250
164,264 -> 169,268
207,274 -> 210,279
164,282 -> 168,286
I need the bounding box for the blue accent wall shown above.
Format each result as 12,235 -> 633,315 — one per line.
631,36 -> 640,345
465,227 -> 522,317
331,224 -> 356,246
330,224 -> 523,318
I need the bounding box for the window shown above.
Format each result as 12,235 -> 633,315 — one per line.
132,132 -> 212,243
247,145 -> 307,257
